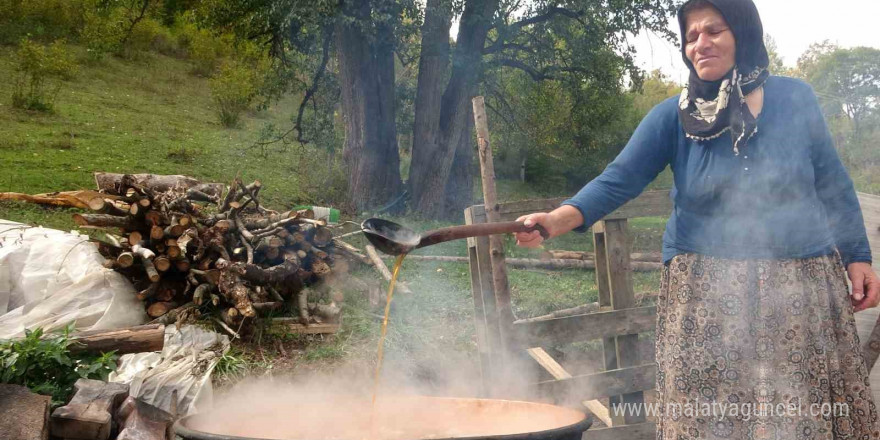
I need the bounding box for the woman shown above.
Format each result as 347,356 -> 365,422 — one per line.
515,0 -> 880,437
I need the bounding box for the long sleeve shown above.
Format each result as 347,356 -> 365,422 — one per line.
561,99 -> 677,232
806,86 -> 872,265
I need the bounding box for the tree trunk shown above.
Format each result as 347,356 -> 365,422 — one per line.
336,0 -> 402,212
409,0 -> 499,218
443,106 -> 474,218
409,0 -> 453,207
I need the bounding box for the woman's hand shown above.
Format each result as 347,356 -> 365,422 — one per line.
515,213 -> 554,248
848,262 -> 880,312
515,205 -> 585,248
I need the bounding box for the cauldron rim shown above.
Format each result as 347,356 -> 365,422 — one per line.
173,397 -> 593,440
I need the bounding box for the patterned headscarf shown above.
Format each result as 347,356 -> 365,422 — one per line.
677,0 -> 770,155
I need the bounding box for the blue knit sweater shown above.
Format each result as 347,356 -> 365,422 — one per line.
562,76 -> 872,265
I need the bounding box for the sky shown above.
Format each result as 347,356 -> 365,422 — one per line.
633,0 -> 880,84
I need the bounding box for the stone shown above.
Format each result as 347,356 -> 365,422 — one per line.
0,384 -> 51,440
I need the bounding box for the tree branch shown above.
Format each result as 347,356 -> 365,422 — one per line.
294,25 -> 334,145
483,42 -> 535,55
505,7 -> 584,32
497,58 -> 550,81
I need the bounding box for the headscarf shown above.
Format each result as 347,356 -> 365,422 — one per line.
676,0 -> 770,155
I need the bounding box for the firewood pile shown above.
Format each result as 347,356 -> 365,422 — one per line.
77,173 -> 346,333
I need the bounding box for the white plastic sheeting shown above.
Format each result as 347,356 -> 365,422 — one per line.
110,324 -> 230,416
0,220 -> 147,339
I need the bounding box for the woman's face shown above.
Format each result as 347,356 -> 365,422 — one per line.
684,5 -> 736,81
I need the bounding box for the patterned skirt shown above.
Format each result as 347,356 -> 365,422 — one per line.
655,253 -> 880,439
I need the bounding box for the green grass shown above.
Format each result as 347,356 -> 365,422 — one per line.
0,44 -> 340,229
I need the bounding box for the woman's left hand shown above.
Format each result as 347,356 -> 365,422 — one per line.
847,262 -> 880,312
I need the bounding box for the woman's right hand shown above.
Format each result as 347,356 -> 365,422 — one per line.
515,205 -> 586,248
515,213 -> 555,248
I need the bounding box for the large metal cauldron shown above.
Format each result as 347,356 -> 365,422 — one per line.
174,396 -> 592,440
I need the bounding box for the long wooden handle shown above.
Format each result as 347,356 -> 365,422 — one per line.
417,221 -> 549,249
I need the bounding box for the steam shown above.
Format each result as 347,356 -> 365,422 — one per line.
188,377 -> 584,440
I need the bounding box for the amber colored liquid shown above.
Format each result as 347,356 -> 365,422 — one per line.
369,254 -> 406,439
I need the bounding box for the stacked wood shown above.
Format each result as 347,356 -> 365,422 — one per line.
81,174 -> 344,332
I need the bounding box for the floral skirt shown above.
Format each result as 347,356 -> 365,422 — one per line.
655,253 -> 880,439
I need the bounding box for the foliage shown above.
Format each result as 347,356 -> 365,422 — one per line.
0,325 -> 118,407
487,67 -> 680,190
0,0 -> 93,44
209,45 -> 271,127
11,38 -> 78,112
802,45 -> 880,139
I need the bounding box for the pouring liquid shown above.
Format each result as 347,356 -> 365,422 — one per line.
369,254 -> 406,439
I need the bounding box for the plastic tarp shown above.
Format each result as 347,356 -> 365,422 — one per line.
110,324 -> 230,416
0,220 -> 147,339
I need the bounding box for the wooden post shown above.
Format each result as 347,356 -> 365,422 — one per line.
603,219 -> 646,425
465,207 -> 493,397
472,96 -> 515,355
593,220 -> 624,426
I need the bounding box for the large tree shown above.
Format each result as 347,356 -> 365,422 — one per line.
801,45 -> 880,140
407,0 -> 677,218
196,0 -> 678,217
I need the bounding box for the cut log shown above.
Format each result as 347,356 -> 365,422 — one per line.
153,256 -> 171,272
150,225 -> 165,240
131,245 -> 156,260
365,245 -> 413,294
215,259 -> 256,318
94,173 -> 223,197
116,252 -> 135,269
146,302 -> 176,319
311,227 -> 333,247
166,246 -> 181,259
514,303 -> 601,324
0,190 -> 121,209
297,289 -> 309,325
145,211 -> 163,227
69,324 -> 165,355
332,239 -> 371,265
127,231 -> 143,247
88,198 -> 128,216
137,283 -> 159,301
174,259 -> 190,272
142,258 -> 160,283
193,283 -> 215,306
73,214 -> 137,231
50,379 -> 129,440
151,302 -> 197,325
403,255 -> 662,272
163,224 -> 185,238
238,260 -> 299,285
541,250 -> 663,263
115,396 -> 174,440
253,302 -> 282,312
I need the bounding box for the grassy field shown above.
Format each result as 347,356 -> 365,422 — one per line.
0,43 -> 669,386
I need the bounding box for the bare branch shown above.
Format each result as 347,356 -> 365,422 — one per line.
294,25 -> 334,145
